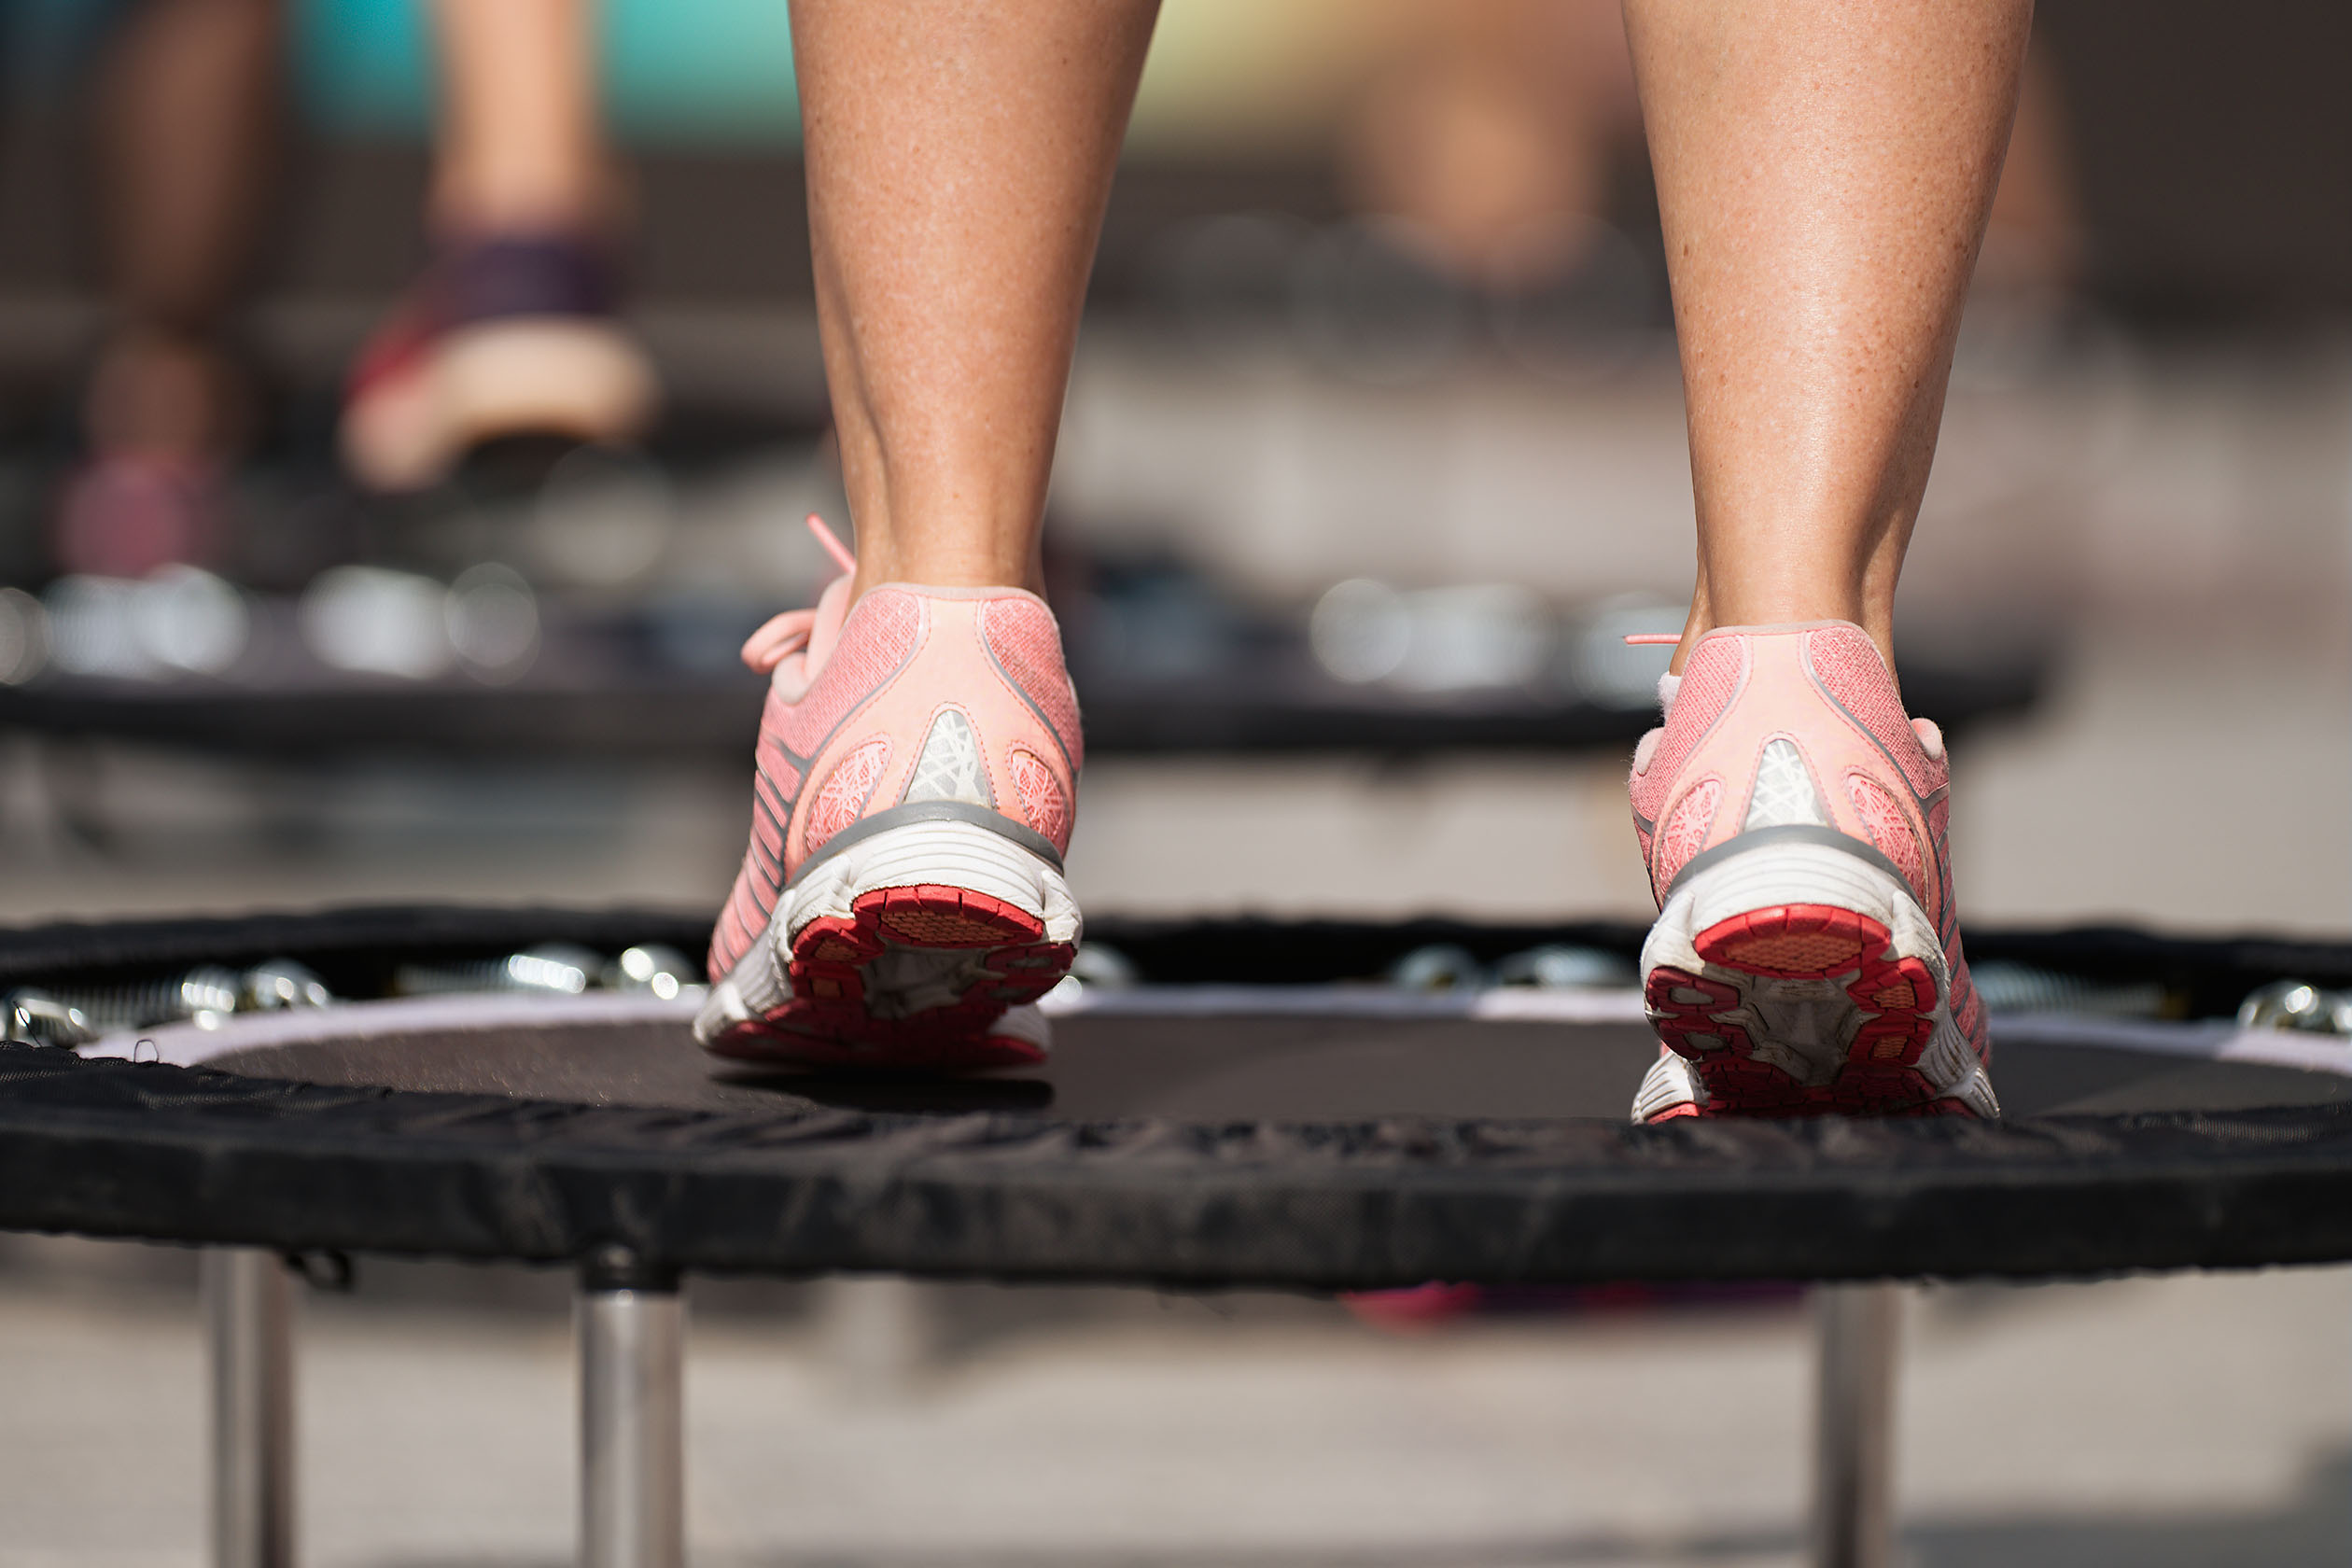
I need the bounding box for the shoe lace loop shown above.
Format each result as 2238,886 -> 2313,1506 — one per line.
740,514 -> 855,674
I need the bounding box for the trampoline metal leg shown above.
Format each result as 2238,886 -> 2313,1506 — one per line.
203,1248 -> 296,1568
578,1280 -> 684,1568
1812,1282 -> 1900,1568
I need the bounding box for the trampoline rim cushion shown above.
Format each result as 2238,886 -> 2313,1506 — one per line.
6,1043 -> 2352,1290
5,903 -> 2352,1291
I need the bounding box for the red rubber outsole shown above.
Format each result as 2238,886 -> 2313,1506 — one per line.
706,883 -> 1073,1073
1646,901 -> 1968,1118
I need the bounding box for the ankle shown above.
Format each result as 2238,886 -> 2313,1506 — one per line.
832,447 -> 1050,601
85,328 -> 247,461
1674,591 -> 1894,672
843,536 -> 1044,602
430,160 -> 618,241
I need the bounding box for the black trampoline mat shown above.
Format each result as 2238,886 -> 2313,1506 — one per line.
184,1001 -> 2352,1124
13,907 -> 2352,1288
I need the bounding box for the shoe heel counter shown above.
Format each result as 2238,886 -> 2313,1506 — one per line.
794,593 -> 1079,869
1643,628 -> 1917,903
1632,634 -> 1750,895
974,595 -> 1082,853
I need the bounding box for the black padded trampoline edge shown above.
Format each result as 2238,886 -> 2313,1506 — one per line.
4,1047 -> 2351,1291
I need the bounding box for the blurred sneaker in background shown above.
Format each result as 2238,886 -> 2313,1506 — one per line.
698,516 -> 1085,1073
53,329 -> 245,578
1627,623 -> 1996,1122
342,232 -> 659,494
343,0 -> 653,494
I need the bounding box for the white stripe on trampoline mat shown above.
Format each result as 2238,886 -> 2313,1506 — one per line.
78,991 -> 701,1071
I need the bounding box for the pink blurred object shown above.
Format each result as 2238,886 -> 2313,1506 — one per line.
52,453 -> 223,578
1343,1282 -> 1489,1329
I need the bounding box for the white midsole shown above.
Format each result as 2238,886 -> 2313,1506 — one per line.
344,318 -> 659,490
1645,840 -> 1945,989
694,818 -> 1080,1043
1638,838 -> 1996,1116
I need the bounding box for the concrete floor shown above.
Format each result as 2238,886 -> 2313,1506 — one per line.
0,1240 -> 2346,1567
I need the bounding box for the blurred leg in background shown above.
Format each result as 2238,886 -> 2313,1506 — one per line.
341,0 -> 657,494
1978,44 -> 2084,306
56,0 -> 283,578
1341,0 -> 1639,292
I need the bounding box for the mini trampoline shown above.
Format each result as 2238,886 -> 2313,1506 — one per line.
3,905 -> 2351,1568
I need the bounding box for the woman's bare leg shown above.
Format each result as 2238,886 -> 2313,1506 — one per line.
1621,0 -> 2034,668
791,0 -> 1160,598
700,6 -> 1155,1070
1619,1 -> 2030,1123
89,0 -> 283,461
429,0 -> 609,232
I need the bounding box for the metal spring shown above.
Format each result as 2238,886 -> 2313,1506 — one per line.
604,945 -> 706,1001
48,965 -> 245,1030
11,959 -> 334,1041
395,944 -> 603,998
1969,959 -> 2167,1018
2237,979 -> 2352,1035
3,989 -> 96,1047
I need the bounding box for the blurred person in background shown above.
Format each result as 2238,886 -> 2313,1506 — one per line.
54,0 -> 656,579
700,0 -> 2036,1131
1337,0 -> 2079,310
340,0 -> 656,494
1339,0 -> 1643,295
54,0 -> 284,577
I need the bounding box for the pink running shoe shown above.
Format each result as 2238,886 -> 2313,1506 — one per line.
1625,622 -> 1996,1122
694,515 -> 1083,1071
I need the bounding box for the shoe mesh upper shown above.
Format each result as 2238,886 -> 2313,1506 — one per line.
1805,625 -> 1942,798
982,598 -> 1085,770
777,593 -> 922,760
1007,748 -> 1070,842
1629,636 -> 1742,829
1653,778 -> 1721,891
805,736 -> 892,854
1847,774 -> 1926,902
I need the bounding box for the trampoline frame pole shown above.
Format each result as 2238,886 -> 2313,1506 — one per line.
203,1248 -> 296,1568
578,1251 -> 684,1568
1811,1282 -> 1900,1568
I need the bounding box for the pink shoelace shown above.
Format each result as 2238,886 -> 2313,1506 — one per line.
740,514 -> 858,675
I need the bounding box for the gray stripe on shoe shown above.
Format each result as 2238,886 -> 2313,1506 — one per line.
1661,823 -> 1911,904
790,800 -> 1065,887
